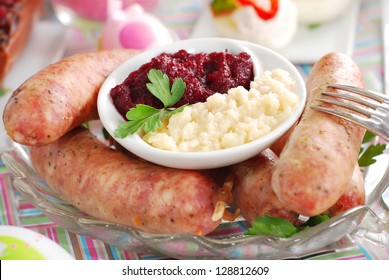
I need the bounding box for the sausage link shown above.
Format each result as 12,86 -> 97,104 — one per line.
230,150 -> 364,224
29,128 -> 221,235
269,121 -> 297,157
231,149 -> 299,224
271,52 -> 365,216
3,49 -> 138,146
326,164 -> 365,217
270,113 -> 365,217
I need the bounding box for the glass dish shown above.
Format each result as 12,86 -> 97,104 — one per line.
2,139 -> 389,259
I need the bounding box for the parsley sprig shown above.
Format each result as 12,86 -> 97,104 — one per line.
358,131 -> 387,167
245,214 -> 330,238
114,69 -> 187,138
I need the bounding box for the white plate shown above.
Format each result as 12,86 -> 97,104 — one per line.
0,20 -> 70,153
190,0 -> 361,64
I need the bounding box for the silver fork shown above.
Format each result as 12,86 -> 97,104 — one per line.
311,83 -> 389,141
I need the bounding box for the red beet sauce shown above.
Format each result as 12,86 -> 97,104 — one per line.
110,50 -> 254,117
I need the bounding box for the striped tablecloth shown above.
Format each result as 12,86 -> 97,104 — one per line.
0,0 -> 386,260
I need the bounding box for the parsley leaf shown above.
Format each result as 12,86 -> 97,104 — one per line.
245,214 -> 330,238
358,131 -> 387,167
170,78 -> 187,106
115,104 -> 161,137
146,69 -> 186,108
358,143 -> 387,167
102,127 -> 110,140
245,215 -> 299,238
362,131 -> 377,144
146,69 -> 172,107
114,69 -> 187,137
301,214 -> 329,228
126,104 -> 160,120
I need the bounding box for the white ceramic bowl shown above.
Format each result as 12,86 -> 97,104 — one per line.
98,38 -> 306,169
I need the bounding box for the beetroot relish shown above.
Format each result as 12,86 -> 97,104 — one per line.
110,50 -> 254,117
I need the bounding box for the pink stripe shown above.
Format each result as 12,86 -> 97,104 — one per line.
85,238 -> 99,259
24,223 -> 56,229
123,250 -> 133,260
0,178 -> 13,225
338,254 -> 367,260
353,46 -> 382,58
18,203 -> 36,210
47,227 -> 60,244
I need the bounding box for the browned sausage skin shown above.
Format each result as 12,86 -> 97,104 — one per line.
230,149 -> 298,224
269,121 -> 297,157
3,49 -> 139,146
326,164 -> 365,217
29,128 -> 221,235
271,52 -> 365,216
231,150 -> 364,222
271,129 -> 365,216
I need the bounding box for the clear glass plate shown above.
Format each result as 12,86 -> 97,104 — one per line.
2,140 -> 389,259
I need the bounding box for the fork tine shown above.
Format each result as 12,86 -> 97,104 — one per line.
328,83 -> 389,104
321,91 -> 389,111
311,105 -> 377,132
316,97 -> 375,117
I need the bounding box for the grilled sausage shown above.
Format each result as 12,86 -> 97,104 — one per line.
269,114 -> 365,217
29,128 -> 221,235
326,164 -> 365,217
271,52 -> 365,216
3,49 -> 138,146
231,149 -> 299,224
269,121 -> 297,157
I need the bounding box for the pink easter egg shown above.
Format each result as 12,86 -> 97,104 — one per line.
119,22 -> 156,49
101,3 -> 174,50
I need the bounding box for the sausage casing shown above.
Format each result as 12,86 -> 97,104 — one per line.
30,128 -> 221,235
326,164 -> 365,217
3,49 -> 138,146
231,149 -> 298,224
271,52 -> 365,216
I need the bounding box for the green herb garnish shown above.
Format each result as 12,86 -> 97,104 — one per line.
359,143 -> 387,167
102,127 -> 111,141
114,69 -> 187,138
245,215 -> 299,238
0,87 -> 8,97
210,0 -> 238,14
300,214 -> 330,228
245,214 -> 330,238
358,131 -> 387,167
362,131 -> 377,144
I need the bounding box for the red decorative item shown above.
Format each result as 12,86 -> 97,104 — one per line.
237,0 -> 279,20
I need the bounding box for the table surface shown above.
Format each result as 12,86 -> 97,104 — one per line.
0,0 -> 388,260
